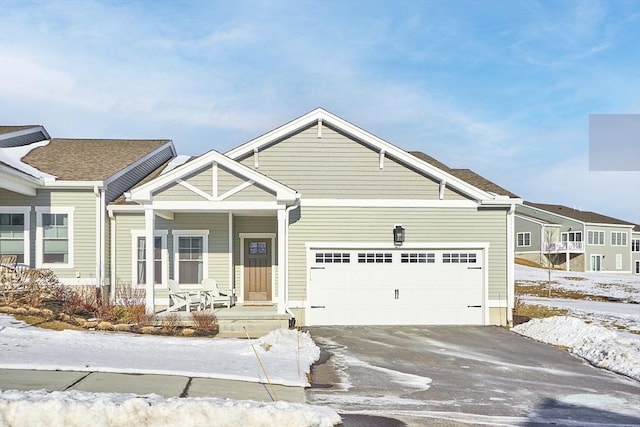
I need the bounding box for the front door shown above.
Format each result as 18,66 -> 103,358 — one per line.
590,255 -> 602,271
244,239 -> 272,301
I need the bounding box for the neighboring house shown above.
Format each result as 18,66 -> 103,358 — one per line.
515,202 -> 639,274
107,108 -> 522,326
0,125 -> 175,286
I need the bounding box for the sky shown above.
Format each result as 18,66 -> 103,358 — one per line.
0,0 -> 639,223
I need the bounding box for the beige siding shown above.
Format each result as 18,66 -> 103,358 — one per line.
153,181 -> 209,202
239,124 -> 469,200
113,213 -> 145,286
0,188 -> 98,282
224,183 -> 275,202
287,206 -> 508,301
217,166 -> 247,195
233,215 -> 278,296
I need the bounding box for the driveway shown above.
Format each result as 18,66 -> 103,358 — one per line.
306,326 -> 640,426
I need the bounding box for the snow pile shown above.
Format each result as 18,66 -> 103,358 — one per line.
516,264 -> 640,303
0,389 -> 341,427
0,315 -> 320,387
512,316 -> 640,381
0,140 -> 55,179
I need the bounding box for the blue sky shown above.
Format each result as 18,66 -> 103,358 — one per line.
1,0 -> 639,223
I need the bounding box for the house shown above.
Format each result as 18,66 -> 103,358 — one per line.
107,108 -> 522,326
0,125 -> 175,287
515,202 -> 640,274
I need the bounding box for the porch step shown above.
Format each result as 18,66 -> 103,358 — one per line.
217,317 -> 291,337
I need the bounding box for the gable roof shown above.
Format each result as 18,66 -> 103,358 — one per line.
524,202 -> 637,228
21,138 -> 172,181
226,108 -> 518,204
0,126 -> 41,136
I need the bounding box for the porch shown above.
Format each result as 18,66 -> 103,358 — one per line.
543,241 -> 584,253
154,304 -> 292,338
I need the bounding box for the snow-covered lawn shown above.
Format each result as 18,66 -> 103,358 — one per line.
0,315 -> 340,426
514,264 -> 640,383
516,264 -> 640,303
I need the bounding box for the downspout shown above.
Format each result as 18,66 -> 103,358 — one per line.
283,199 -> 300,325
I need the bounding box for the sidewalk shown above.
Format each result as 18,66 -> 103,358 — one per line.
0,369 -> 305,402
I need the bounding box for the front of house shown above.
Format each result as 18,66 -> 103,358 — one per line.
2,109 -> 521,327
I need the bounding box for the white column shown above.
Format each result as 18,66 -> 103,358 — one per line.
277,208 -> 287,315
144,207 -> 155,314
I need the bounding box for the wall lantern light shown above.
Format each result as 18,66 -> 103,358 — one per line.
393,225 -> 405,246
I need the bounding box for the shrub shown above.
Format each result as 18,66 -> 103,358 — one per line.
190,311 -> 218,333
160,312 -> 181,333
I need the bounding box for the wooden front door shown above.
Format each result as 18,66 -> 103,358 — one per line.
244,239 -> 272,301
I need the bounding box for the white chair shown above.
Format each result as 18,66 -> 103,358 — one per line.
201,278 -> 231,309
167,279 -> 203,312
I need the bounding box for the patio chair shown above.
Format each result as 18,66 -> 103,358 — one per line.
201,278 -> 231,309
167,279 -> 203,312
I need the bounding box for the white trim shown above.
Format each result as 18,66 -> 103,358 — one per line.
103,142 -> 175,186
228,213 -> 233,296
587,222 -> 636,229
379,150 -> 385,169
95,186 -> 101,286
277,210 -> 287,314
177,179 -> 215,201
0,206 -> 31,266
42,180 -> 103,188
212,163 -> 218,198
301,199 -> 479,208
35,206 -> 75,269
305,241 -> 490,250
506,204 -> 515,323
238,233 -> 276,304
516,232 -> 531,247
130,230 -> 169,288
253,148 -> 259,168
151,201 -> 283,211
225,108 -> 495,201
216,180 -> 255,201
173,230 -> 209,285
515,213 -> 561,227
0,166 -> 40,195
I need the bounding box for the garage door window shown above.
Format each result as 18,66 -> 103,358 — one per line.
401,253 -> 435,263
315,253 -> 351,263
358,253 -> 392,263
443,253 -> 477,263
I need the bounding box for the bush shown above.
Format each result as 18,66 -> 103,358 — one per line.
191,311 -> 218,333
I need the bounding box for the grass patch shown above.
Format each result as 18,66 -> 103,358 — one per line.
563,276 -> 587,281
515,283 -> 616,302
515,257 -> 543,268
13,314 -> 84,331
515,304 -> 568,318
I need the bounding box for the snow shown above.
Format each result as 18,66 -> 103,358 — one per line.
0,315 -> 340,426
161,154 -> 191,175
516,264 -> 640,303
0,389 -> 340,427
0,140 -> 55,179
512,316 -> 640,381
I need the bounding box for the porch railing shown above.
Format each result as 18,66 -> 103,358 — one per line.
543,241 -> 584,252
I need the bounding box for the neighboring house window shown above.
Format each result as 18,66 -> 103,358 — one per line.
173,230 -> 208,284
632,239 -> 640,252
36,207 -> 74,268
561,231 -> 582,242
611,232 -> 627,246
587,231 -> 605,245
517,232 -> 531,247
0,210 -> 29,264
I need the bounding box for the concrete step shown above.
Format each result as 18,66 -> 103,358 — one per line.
218,318 -> 290,333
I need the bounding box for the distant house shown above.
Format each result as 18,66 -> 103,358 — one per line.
0,125 -> 175,286
515,202 -> 639,274
1,109 -> 523,327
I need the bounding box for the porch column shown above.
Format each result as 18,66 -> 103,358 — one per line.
144,207 -> 155,314
277,208 -> 287,315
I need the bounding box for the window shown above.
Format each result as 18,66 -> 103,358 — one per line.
0,211 -> 28,264
136,236 -> 163,285
587,231 -> 605,245
632,239 -> 640,252
611,232 -> 627,246
443,253 -> 477,263
516,232 -> 531,247
561,231 -> 582,242
36,207 -> 73,267
315,253 -> 350,263
173,230 -> 208,284
358,253 -> 392,263
401,253 -> 435,263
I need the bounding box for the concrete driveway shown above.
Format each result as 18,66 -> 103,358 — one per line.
306,326 -> 640,426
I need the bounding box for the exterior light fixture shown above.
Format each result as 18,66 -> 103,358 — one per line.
393,225 -> 405,246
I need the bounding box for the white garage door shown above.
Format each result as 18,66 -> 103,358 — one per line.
308,248 -> 485,326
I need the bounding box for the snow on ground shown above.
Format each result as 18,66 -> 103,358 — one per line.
0,314 -> 317,387
0,389 -> 340,427
516,264 -> 640,303
0,315 -> 340,426
512,316 -> 640,381
524,296 -> 640,332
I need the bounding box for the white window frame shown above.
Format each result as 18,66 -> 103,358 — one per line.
35,207 -> 74,269
561,231 -> 582,242
516,232 -> 531,247
0,207 -> 30,266
173,230 -> 209,284
587,230 -> 605,246
632,238 -> 640,252
611,231 -> 627,246
131,230 -> 168,288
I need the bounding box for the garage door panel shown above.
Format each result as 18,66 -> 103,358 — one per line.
309,248 -> 485,326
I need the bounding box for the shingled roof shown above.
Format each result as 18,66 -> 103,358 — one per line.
525,202 -> 638,228
21,138 -> 171,181
410,151 -> 518,198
